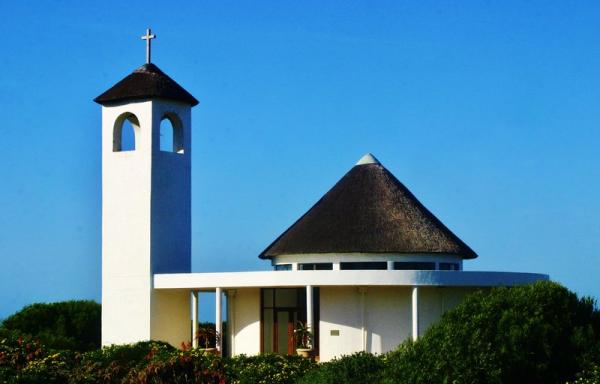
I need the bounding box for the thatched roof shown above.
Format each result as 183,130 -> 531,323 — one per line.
94,63 -> 198,106
259,154 -> 477,259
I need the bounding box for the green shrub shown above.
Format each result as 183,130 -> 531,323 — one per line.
70,341 -> 175,383
298,351 -> 384,384
125,348 -> 226,384
566,363 -> 600,384
382,281 -> 600,384
0,301 -> 101,352
0,332 -> 75,383
224,353 -> 316,384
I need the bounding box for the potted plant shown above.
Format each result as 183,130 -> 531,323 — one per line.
195,323 -> 221,354
294,321 -> 313,358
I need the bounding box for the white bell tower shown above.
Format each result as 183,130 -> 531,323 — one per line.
94,33 -> 199,347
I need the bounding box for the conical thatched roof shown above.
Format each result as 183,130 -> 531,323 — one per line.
94,63 -> 198,106
259,154 -> 477,259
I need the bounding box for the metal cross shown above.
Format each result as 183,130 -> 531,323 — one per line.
141,28 -> 156,64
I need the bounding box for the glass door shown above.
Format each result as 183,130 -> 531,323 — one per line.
275,310 -> 296,355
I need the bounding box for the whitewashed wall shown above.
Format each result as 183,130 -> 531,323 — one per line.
231,288 -> 261,356
318,286 -> 480,361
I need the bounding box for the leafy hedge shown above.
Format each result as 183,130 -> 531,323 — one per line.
298,351 -> 384,384
224,353 -> 315,384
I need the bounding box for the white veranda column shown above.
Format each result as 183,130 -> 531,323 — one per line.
412,286 -> 419,341
306,285 -> 313,342
215,287 -> 222,354
358,287 -> 367,351
192,291 -> 198,348
227,290 -> 236,357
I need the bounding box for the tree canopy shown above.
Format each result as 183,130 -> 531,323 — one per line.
0,300 -> 100,352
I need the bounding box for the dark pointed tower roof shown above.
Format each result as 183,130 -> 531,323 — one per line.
259,154 -> 477,259
94,63 -> 198,106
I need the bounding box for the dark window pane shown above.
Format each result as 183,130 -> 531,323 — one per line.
274,264 -> 292,271
263,309 -> 273,353
275,289 -> 298,307
340,262 -> 387,270
439,262 -> 460,271
299,263 -> 333,270
393,262 -> 436,270
263,289 -> 273,307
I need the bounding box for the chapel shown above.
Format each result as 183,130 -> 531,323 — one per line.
94,31 -> 548,361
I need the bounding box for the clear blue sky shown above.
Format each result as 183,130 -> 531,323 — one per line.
1,1 -> 599,321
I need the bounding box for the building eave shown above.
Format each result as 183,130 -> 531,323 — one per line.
153,270 -> 549,290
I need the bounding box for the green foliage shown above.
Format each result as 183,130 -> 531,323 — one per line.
566,363 -> 600,384
224,353 -> 316,384
125,348 -> 226,384
298,351 -> 385,384
293,321 -> 313,349
0,332 -> 75,383
196,322 -> 221,349
382,281 -> 600,384
69,341 -> 175,383
0,300 -> 101,352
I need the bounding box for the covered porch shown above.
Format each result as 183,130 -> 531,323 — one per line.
154,270 -> 548,361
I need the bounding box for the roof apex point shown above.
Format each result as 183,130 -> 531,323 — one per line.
356,153 -> 381,166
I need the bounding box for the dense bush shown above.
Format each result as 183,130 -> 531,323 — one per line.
0,332 -> 75,383
70,341 -> 175,383
382,281 -> 600,384
224,353 -> 315,384
567,364 -> 600,384
569,364 -> 600,384
298,351 -> 384,384
1,300 -> 100,352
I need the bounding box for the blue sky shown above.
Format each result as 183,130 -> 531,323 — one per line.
1,1 -> 599,321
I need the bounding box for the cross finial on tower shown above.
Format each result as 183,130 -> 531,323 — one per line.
141,28 -> 156,64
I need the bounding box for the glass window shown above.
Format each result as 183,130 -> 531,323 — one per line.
263,308 -> 274,353
275,289 -> 298,307
439,262 -> 460,271
274,264 -> 292,271
393,262 -> 436,270
340,262 -> 387,270
262,289 -> 273,307
299,263 -> 333,270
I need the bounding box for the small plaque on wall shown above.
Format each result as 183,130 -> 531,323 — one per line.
330,330 -> 340,336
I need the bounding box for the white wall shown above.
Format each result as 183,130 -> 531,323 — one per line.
102,101 -> 153,345
151,290 -> 191,347
318,286 -> 481,361
231,288 -> 261,356
319,286 -> 411,361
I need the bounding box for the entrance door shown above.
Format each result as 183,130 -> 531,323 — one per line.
261,288 -> 304,355
275,310 -> 296,355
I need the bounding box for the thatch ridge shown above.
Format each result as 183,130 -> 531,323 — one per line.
259,162 -> 477,259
